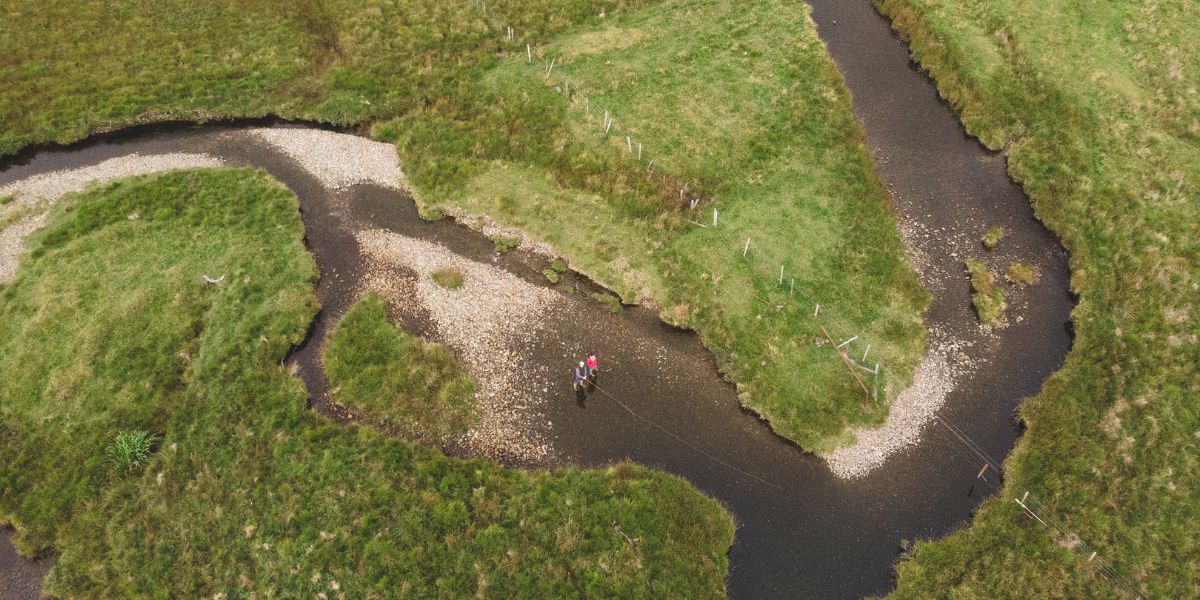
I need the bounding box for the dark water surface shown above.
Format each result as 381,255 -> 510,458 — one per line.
0,4 -> 1072,596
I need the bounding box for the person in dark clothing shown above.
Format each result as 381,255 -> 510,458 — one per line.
573,360 -> 589,392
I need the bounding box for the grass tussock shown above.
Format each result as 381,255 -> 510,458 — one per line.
324,293 -> 477,444
877,0 -> 1200,596
591,291 -> 623,314
965,258 -> 1005,326
489,234 -> 520,253
431,267 -> 464,290
0,0 -> 927,451
103,430 -> 159,475
981,226 -> 1005,250
1005,262 -> 1040,286
0,169 -> 734,597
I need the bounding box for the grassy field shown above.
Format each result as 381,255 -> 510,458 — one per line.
0,169 -> 734,597
874,0 -> 1199,597
324,292 -> 477,445
0,0 -> 926,451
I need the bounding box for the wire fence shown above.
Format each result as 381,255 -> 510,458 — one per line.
470,3 -> 1143,597
474,0 -> 890,400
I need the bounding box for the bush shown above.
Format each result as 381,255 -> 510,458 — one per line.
104,430 -> 158,474
0,194 -> 13,206
431,268 -> 464,290
543,268 -> 560,283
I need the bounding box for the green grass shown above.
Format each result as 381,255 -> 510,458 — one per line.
1005,262 -> 1039,286
0,194 -> 13,206
490,234 -> 521,253
877,0 -> 1200,597
103,430 -> 160,475
323,293 -> 477,445
0,169 -> 733,597
965,257 -> 1005,326
981,226 -> 1005,250
591,292 -> 624,315
431,267 -> 464,290
1,0 -> 927,451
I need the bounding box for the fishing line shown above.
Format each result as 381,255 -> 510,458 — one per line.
584,379 -> 785,492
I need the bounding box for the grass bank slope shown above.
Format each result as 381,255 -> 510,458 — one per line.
0,169 -> 733,598
874,1 -> 1199,597
3,0 -> 926,451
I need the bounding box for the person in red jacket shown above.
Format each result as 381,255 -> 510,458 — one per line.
585,352 -> 599,382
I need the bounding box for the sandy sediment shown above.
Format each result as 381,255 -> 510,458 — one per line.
0,153 -> 224,283
243,128 -> 404,191
356,229 -> 561,465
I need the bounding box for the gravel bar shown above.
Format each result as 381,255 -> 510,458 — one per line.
244,128 -> 404,191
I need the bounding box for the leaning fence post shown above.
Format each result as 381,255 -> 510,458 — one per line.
743,237 -> 751,257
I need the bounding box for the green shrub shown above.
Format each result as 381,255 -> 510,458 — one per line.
981,226 -> 1005,250
431,268 -> 463,290
0,194 -> 13,206
104,430 -> 158,474
551,258 -> 568,273
543,268 -> 560,284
